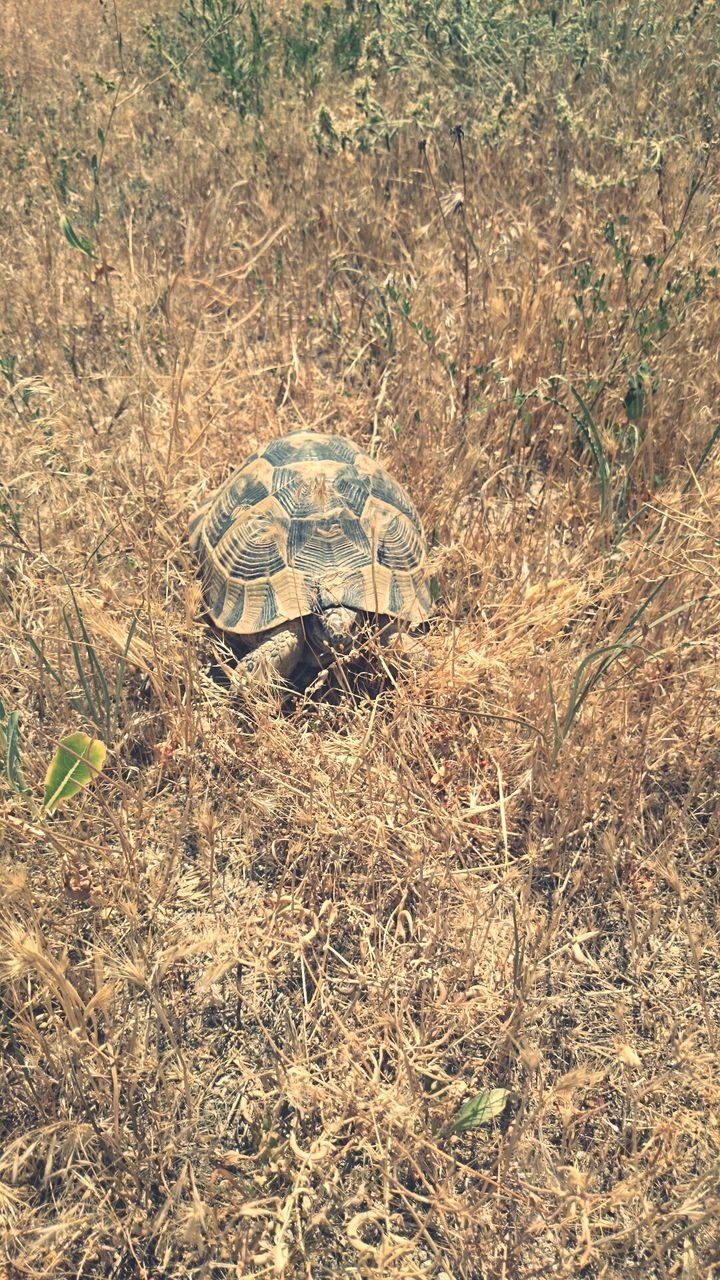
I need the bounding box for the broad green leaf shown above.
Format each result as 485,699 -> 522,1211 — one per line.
59,215 -> 96,259
624,371 -> 647,422
43,733 -> 107,812
452,1088 -> 510,1132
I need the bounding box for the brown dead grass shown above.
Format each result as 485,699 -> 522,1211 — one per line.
1,1 -> 720,1276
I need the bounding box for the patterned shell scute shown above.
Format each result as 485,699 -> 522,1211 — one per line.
189,429 -> 432,635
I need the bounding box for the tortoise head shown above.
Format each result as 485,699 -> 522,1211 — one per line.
306,605 -> 359,659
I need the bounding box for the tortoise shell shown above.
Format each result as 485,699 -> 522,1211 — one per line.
188,429 -> 432,635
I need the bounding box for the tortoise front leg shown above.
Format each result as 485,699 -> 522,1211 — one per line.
240,620 -> 306,687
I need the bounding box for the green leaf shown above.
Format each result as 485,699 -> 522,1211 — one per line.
5,710 -> 31,795
0,702 -> 31,796
43,732 -> 107,812
452,1088 -> 510,1132
59,215 -> 96,259
568,382 -> 610,516
624,370 -> 647,422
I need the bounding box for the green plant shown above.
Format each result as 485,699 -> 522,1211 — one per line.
1,585 -> 136,742
282,2 -> 333,95
59,214 -> 96,259
43,732 -> 107,813
179,0 -> 270,117
449,1087 -> 511,1134
547,572 -> 717,757
0,706 -> 106,812
0,700 -> 31,797
62,587 -> 138,740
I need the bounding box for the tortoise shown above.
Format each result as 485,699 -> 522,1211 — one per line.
188,429 -> 432,684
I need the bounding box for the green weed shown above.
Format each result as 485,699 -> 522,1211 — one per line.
0,700 -> 31,797
62,586 -> 138,740
178,0 -> 270,116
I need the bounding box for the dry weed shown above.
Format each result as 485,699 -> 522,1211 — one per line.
1,1 -> 719,1277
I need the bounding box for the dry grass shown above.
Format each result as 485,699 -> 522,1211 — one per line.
1,1 -> 720,1276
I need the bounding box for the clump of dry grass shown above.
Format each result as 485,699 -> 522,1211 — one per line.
1,1 -> 720,1276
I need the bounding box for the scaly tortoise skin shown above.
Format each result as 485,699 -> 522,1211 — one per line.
189,429 -> 432,682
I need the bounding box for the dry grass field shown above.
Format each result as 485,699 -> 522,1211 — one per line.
1,1 -> 720,1276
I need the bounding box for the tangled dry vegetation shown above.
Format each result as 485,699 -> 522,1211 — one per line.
1,1 -> 720,1276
